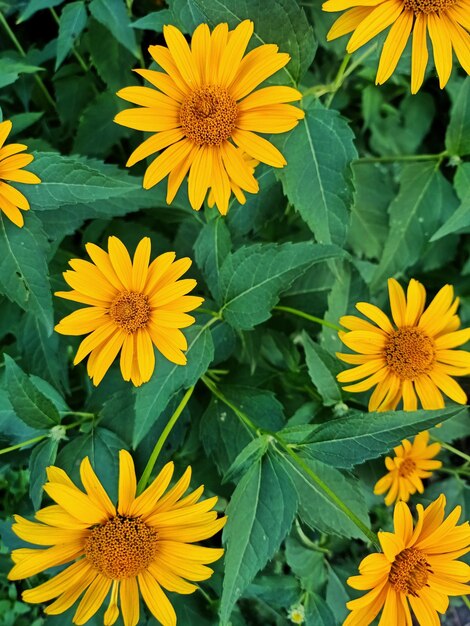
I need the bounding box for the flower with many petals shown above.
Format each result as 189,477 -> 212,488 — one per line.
9,451 -> 226,626
114,20 -> 304,215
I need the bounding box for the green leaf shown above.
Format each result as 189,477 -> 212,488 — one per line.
431,163 -> 470,240
277,103 -> 357,245
224,436 -> 270,484
305,592 -> 336,626
0,213 -> 53,329
0,57 -> 44,89
446,77 -> 470,157
220,452 -> 298,624
281,452 -> 370,540
219,242 -> 343,330
131,9 -> 173,31
55,1 -> 87,69
9,112 -> 44,135
326,565 -> 349,624
0,389 -> 39,445
285,536 -> 327,592
302,332 -> 341,406
169,0 -> 316,83
133,324 -> 214,447
18,0 -> 64,22
89,0 -> 139,58
73,92 -> 128,157
298,407 -> 464,469
195,217 -> 231,302
372,163 -> 459,289
29,438 -> 59,510
4,355 -> 61,429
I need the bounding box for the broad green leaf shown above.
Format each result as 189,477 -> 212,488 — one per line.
133,324 -> 214,447
326,565 -> 349,624
55,1 -> 87,70
277,103 -> 357,245
89,0 -> 139,58
219,242 -> 343,330
55,73 -> 95,126
431,163 -> 470,240
29,438 -> 59,510
446,77 -> 470,157
0,213 -> 53,329
4,355 -> 60,429
302,332 -> 341,406
280,452 -> 370,540
305,592 -> 336,626
131,9 -> 173,31
220,452 -> 298,624
298,407 -> 464,469
9,112 -> 43,135
73,92 -> 128,157
18,0 -> 64,22
195,217 -> 231,302
285,536 -> 327,592
0,389 -> 39,445
372,163 -> 459,289
0,57 -> 44,89
224,436 -> 270,484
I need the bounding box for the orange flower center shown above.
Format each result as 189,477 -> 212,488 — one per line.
398,457 -> 416,477
84,515 -> 158,579
109,291 -> 150,334
403,0 -> 457,13
384,327 -> 436,380
388,548 -> 431,596
180,85 -> 238,146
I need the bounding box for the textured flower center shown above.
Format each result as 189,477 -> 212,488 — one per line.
84,515 -> 158,579
398,457 -> 416,477
384,327 -> 436,380
109,291 -> 150,334
388,548 -> 431,595
403,0 -> 457,13
180,85 -> 238,146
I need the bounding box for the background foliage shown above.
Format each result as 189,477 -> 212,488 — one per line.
0,0 -> 469,625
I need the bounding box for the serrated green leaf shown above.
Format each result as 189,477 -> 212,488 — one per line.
55,1 -> 87,70
29,438 -> 59,510
0,389 -> 39,445
446,77 -> 470,157
4,355 -> 60,429
220,452 -> 298,624
89,0 -> 138,58
302,332 -> 341,406
277,104 -> 357,245
285,536 -> 327,592
305,592 -> 336,626
0,57 -> 44,88
223,436 -> 270,484
131,9 -> 173,31
74,92 -> 127,157
431,163 -> 470,240
17,0 -> 64,22
195,218 -> 231,302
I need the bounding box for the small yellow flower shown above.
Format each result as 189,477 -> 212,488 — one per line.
114,20 -> 304,215
374,430 -> 442,505
54,236 -> 203,386
322,0 -> 470,94
287,604 -> 305,624
0,119 -> 40,227
336,278 -> 470,411
9,451 -> 226,626
344,495 -> 470,626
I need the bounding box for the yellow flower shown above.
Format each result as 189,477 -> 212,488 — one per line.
208,151 -> 258,209
9,450 -> 226,626
114,20 -> 304,215
322,0 -> 470,94
374,430 -> 442,505
336,278 -> 470,411
344,495 -> 470,626
54,236 -> 202,386
0,119 -> 41,227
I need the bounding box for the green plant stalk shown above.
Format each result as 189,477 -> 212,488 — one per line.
136,385 -> 196,495
433,439 -> 470,464
274,305 -> 342,332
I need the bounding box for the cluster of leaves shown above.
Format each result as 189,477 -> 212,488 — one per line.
0,0 -> 469,625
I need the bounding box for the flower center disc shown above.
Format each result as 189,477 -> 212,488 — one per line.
403,0 -> 457,13
389,548 -> 431,595
85,515 -> 158,579
398,457 -> 416,477
384,327 -> 436,380
109,291 -> 150,334
180,85 -> 238,146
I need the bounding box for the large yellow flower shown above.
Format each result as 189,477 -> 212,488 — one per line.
322,0 -> 470,94
344,495 -> 470,626
9,451 -> 226,626
0,119 -> 41,227
374,430 -> 442,505
337,278 -> 470,411
54,236 -> 202,386
114,20 -> 304,215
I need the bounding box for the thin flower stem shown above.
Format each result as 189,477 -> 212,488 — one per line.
0,434 -> 47,456
59,411 -> 95,419
0,12 -> 57,112
325,53 -> 351,108
201,375 -> 259,433
355,151 -> 447,164
462,595 -> 470,610
50,8 -> 90,75
434,439 -> 470,464
136,385 -> 196,495
274,305 -> 342,332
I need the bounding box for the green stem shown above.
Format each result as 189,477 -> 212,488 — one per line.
0,12 -> 57,112
342,43 -> 377,79
136,385 -> 196,495
50,7 -> 90,74
434,439 -> 470,464
325,53 -> 351,108
59,411 -> 95,419
274,305 -> 342,332
355,151 -> 447,165
201,375 -> 259,433
462,595 -> 470,611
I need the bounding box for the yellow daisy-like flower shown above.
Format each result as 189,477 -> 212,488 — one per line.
0,119 -> 41,227
344,495 -> 470,626
374,430 -> 442,505
54,236 -> 203,386
322,0 -> 470,94
336,278 -> 470,411
208,151 -> 258,209
9,450 -> 226,626
114,20 -> 304,215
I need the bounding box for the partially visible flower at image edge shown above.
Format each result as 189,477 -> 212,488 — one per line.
374,430 -> 442,505
344,495 -> 470,626
336,278 -> 470,411
114,20 -> 304,215
54,236 -> 202,386
9,450 -> 226,626
0,119 -> 41,227
322,0 -> 470,94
